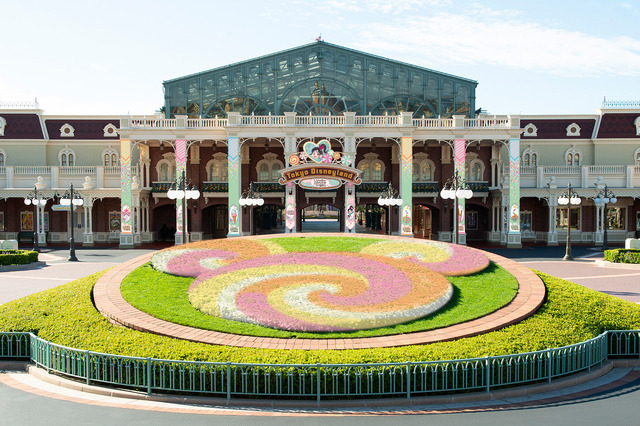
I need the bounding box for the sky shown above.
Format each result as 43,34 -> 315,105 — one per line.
2,0 -> 640,116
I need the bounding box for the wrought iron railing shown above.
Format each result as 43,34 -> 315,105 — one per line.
412,182 -> 439,192
202,182 -> 228,193
2,330 -> 638,401
252,182 -> 283,193
357,182 -> 388,193
467,182 -> 490,192
151,182 -> 173,193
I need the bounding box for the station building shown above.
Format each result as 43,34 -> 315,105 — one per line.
0,41 -> 639,248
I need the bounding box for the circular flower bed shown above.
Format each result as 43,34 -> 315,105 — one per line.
150,238 -> 490,333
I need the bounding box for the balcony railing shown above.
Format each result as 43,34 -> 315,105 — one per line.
588,165 -> 626,175
467,182 -> 490,192
356,182 -> 388,193
412,182 -> 439,192
202,182 -> 228,193
252,182 -> 283,193
14,166 -> 51,175
60,166 -> 96,175
151,182 -> 173,193
543,165 -> 581,175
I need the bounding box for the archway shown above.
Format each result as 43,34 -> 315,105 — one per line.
252,203 -> 284,235
201,204 -> 228,239
465,203 -> 490,241
152,204 -> 176,242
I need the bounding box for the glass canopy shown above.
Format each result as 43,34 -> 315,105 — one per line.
163,41 -> 477,119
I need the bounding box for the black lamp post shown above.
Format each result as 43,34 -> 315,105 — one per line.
377,182 -> 402,235
595,184 -> 617,250
557,183 -> 581,261
167,170 -> 200,245
439,170 -> 473,244
23,185 -> 47,252
60,183 -> 84,261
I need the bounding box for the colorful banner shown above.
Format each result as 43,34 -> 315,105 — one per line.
120,138 -> 132,234
279,164 -> 361,185
509,138 -> 521,233
175,139 -> 186,235
400,136 -> 413,236
285,182 -> 296,232
345,182 -> 355,232
454,139 -> 466,234
228,136 -> 241,236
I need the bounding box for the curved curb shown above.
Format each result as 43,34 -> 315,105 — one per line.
0,261 -> 46,272
94,234 -> 546,350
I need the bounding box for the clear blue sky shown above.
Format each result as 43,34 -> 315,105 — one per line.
2,0 -> 639,116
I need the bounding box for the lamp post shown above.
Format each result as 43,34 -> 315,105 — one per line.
167,170 -> 200,245
23,185 -> 47,252
595,184 -> 617,250
377,182 -> 402,235
439,170 -> 473,244
557,183 -> 581,261
60,184 -> 84,261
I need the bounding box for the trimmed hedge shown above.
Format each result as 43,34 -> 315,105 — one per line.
604,249 -> 640,264
1,269 -> 640,364
0,250 -> 39,266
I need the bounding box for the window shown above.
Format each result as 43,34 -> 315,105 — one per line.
566,123 -> 581,137
206,153 -> 229,181
101,148 -> 119,167
522,147 -> 539,167
556,208 -> 581,230
565,148 -> 581,166
357,153 -> 385,182
156,155 -> 176,182
523,123 -> 537,137
103,123 -> 118,137
606,207 -> 626,230
635,117 -> 640,136
521,211 -> 532,231
59,148 -> 76,166
0,116 -> 6,136
0,149 -> 5,167
255,153 -> 284,181
159,163 -> 170,181
60,123 -> 75,137
412,153 -> 435,181
634,147 -> 640,166
464,153 -> 484,181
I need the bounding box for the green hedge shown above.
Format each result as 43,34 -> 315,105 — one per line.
1,269 -> 640,364
0,250 -> 39,266
604,249 -> 640,264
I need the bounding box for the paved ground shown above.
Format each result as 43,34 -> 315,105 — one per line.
2,231 -> 640,421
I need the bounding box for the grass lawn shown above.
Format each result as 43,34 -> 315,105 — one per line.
2,270 -> 640,365
120,236 -> 518,338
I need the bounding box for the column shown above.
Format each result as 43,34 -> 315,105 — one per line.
284,136 -> 297,233
227,135 -> 242,237
119,138 -> 134,248
175,139 -> 187,244
507,137 -> 522,248
37,204 -> 47,246
547,198 -> 559,246
83,201 -> 94,246
454,138 -> 466,244
343,135 -> 356,233
400,136 -> 413,236
595,203 -> 604,246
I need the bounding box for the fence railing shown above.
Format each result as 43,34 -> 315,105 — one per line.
588,165 -> 626,175
2,330 -> 638,401
59,166 -> 96,175
13,166 -> 51,175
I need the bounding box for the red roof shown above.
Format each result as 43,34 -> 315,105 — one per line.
597,113 -> 639,138
0,114 -> 45,139
521,119 -> 596,139
45,119 -> 119,140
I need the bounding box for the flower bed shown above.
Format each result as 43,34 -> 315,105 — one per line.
150,237 -> 490,332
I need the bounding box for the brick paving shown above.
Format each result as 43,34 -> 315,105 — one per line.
93,234 -> 546,349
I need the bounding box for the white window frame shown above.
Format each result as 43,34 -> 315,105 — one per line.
522,147 -> 539,167
0,116 -> 6,136
564,147 -> 582,166
357,153 -> 386,182
412,153 -> 436,182
566,123 -> 581,137
101,147 -> 119,167
60,123 -> 75,137
0,148 -> 6,167
255,153 -> 284,182
58,148 -> 76,166
103,123 -> 118,137
156,153 -> 176,182
464,153 -> 485,181
634,147 -> 640,166
523,123 -> 537,137
206,153 -> 229,181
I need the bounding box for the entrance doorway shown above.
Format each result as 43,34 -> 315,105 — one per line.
413,205 -> 433,239
300,204 -> 340,233
253,204 -> 284,234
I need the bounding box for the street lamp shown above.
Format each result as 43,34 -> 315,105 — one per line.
440,170 -> 473,244
557,183 -> 581,261
59,184 -> 84,261
239,182 -> 265,209
23,186 -> 48,252
167,170 -> 200,245
378,182 -> 402,235
595,184 -> 617,250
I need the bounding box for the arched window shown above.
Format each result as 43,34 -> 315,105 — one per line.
412,153 -> 435,181
0,149 -> 5,167
0,117 -> 6,137
634,147 -> 640,166
357,153 -> 386,182
101,148 -> 119,167
255,153 -> 284,181
522,147 -> 539,167
58,148 -> 76,166
206,153 -> 229,181
565,148 -> 581,166
156,154 -> 176,182
464,153 -> 485,181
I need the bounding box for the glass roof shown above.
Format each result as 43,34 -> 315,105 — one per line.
163,41 -> 477,119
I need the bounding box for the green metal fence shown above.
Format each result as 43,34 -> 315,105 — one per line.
1,331 -> 638,400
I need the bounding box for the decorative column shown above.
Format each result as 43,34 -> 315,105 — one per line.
507,137 -> 522,248
227,135 -> 242,236
82,200 -> 94,246
283,136 -> 297,233
454,138 -> 466,245
344,135 -> 357,233
400,136 -> 413,236
594,203 -> 604,246
119,138 -> 134,248
174,139 -> 187,244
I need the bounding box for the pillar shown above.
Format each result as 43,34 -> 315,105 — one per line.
174,139 -> 187,244
343,135 -> 356,233
227,135 -> 242,236
119,138 -> 134,248
454,138 -> 466,245
83,200 -> 94,246
507,137 -> 522,248
283,136 -> 297,233
400,136 -> 413,236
